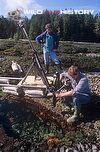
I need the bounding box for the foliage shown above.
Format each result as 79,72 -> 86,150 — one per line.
0,11 -> 100,42
0,40 -> 100,77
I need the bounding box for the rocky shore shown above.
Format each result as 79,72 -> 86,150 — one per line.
0,39 -> 100,151
88,74 -> 100,96
0,74 -> 100,152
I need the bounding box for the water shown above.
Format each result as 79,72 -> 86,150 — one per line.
92,72 -> 100,75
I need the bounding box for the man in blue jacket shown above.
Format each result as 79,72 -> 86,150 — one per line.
56,65 -> 91,123
35,23 -> 61,74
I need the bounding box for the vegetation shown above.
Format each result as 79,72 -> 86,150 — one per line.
0,11 -> 100,42
0,97 -> 100,151
0,39 -> 100,78
0,12 -> 100,150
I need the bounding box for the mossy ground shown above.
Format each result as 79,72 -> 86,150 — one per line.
0,39 -> 100,151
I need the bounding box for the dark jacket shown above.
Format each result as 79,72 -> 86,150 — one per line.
35,31 -> 59,49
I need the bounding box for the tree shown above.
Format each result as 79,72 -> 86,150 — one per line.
95,14 -> 100,42
83,14 -> 95,42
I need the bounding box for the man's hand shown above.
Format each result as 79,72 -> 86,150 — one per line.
55,92 -> 61,97
55,90 -> 73,97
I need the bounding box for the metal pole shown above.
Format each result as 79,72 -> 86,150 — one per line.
21,25 -> 50,90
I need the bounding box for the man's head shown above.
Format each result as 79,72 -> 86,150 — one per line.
68,65 -> 79,79
45,23 -> 52,33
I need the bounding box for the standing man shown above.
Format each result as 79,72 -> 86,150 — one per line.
35,23 -> 61,74
55,65 -> 91,123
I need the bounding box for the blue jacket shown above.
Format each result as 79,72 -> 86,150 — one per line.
35,31 -> 59,50
60,72 -> 91,97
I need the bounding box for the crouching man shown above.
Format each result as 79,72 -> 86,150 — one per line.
55,65 -> 91,123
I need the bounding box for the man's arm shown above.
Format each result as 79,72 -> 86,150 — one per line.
55,89 -> 74,97
74,78 -> 88,93
35,31 -> 46,44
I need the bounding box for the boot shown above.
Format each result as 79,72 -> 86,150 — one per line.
45,64 -> 49,74
67,106 -> 80,123
56,64 -> 63,73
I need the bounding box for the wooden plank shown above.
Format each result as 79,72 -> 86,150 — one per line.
18,76 -> 44,86
1,75 -> 54,97
2,86 -> 17,91
0,83 -> 18,88
0,84 -> 18,87
3,90 -> 18,95
0,77 -> 23,80
0,84 -> 47,89
0,79 -> 9,84
3,89 -> 53,98
3,87 -> 45,98
0,76 -> 53,88
18,75 -> 53,86
25,90 -> 44,97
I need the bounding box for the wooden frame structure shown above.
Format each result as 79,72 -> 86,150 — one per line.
0,75 -> 54,98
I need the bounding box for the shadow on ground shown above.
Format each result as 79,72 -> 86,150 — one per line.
0,95 -> 100,138
81,95 -> 100,123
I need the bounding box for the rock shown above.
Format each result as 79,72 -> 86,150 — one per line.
92,144 -> 98,152
30,147 -> 35,152
0,142 -> 4,148
88,75 -> 100,96
94,120 -> 100,130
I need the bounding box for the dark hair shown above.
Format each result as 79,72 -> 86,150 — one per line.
68,65 -> 79,76
45,23 -> 52,29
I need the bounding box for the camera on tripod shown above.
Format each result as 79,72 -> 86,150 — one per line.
8,9 -> 22,21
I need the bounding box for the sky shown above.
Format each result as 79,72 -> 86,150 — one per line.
0,0 -> 100,17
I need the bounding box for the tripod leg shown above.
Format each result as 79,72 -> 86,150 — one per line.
52,94 -> 57,107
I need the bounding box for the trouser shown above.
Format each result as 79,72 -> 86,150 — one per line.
43,51 -> 60,65
72,94 -> 91,115
43,51 -> 61,73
